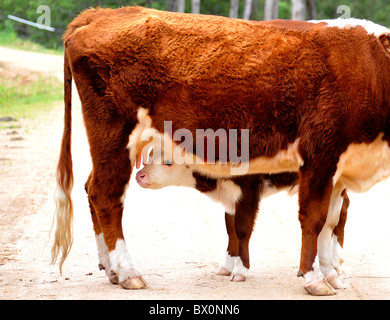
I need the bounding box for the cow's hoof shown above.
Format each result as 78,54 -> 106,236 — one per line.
217,267 -> 231,276
230,274 -> 246,282
119,276 -> 148,290
108,270 -> 119,284
326,275 -> 346,290
304,279 -> 336,296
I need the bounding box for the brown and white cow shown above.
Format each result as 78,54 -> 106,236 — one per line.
135,147 -> 350,286
52,6 -> 390,295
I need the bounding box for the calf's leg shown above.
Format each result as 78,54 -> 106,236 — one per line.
217,213 -> 239,276
218,177 -> 261,281
230,177 -> 261,281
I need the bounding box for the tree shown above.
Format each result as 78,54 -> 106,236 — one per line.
264,0 -> 279,20
167,0 -> 177,11
291,0 -> 306,20
230,0 -> 239,18
242,0 -> 253,20
307,0 -> 316,20
192,0 -> 201,14
177,0 -> 185,12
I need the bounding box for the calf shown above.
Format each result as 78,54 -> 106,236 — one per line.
136,155 -> 350,285
52,6 -> 390,295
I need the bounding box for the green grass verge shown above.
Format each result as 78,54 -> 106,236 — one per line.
0,29 -> 63,55
0,66 -> 63,121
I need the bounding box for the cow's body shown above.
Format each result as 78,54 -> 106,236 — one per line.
53,6 -> 390,295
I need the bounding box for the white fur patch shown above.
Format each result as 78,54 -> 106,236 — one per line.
317,183 -> 344,278
205,179 -> 242,215
190,139 -> 303,177
304,256 -> 324,284
334,133 -> 390,192
311,18 -> 390,36
232,256 -> 249,278
221,253 -> 236,273
108,239 -> 137,282
95,233 -> 110,270
128,108 -> 153,167
332,235 -> 344,274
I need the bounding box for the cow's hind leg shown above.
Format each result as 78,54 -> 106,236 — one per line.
298,164 -> 337,296
84,118 -> 147,289
85,175 -> 118,284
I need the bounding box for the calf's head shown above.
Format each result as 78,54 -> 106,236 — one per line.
135,146 -> 196,189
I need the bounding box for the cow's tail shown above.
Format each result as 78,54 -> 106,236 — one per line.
51,49 -> 74,273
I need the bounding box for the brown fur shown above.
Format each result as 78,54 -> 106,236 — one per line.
54,6 -> 390,287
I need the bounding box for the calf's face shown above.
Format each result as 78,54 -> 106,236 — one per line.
135,149 -> 195,189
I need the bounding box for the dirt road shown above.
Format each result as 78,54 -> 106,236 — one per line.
1,47 -> 390,300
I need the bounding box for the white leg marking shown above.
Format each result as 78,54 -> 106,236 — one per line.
219,253 -> 236,274
231,257 -> 248,282
332,235 -> 344,275
303,257 -> 336,295
317,183 -> 344,279
304,256 -> 324,285
109,239 -> 139,282
95,233 -> 110,270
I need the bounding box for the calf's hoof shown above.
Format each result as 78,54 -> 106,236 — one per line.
108,270 -> 119,284
217,267 -> 231,276
304,279 -> 336,296
326,275 -> 346,290
230,274 -> 246,282
120,276 -> 148,290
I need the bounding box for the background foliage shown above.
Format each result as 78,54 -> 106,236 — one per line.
1,0 -> 390,50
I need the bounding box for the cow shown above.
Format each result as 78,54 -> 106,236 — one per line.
135,144 -> 350,285
52,6 -> 390,295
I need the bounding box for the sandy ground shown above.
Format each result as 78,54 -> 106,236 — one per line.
1,47 -> 390,301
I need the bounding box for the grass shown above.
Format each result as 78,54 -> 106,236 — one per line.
0,28 -> 63,55
0,65 -> 63,120
0,28 -> 63,121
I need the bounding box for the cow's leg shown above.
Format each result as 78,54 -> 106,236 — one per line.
85,175 -> 118,284
217,213 -> 239,276
317,182 -> 346,290
298,165 -> 337,296
83,115 -> 147,290
332,189 -> 349,278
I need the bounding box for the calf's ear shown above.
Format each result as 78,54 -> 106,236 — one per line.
379,33 -> 390,55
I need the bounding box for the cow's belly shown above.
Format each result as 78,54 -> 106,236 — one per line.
335,133 -> 390,193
